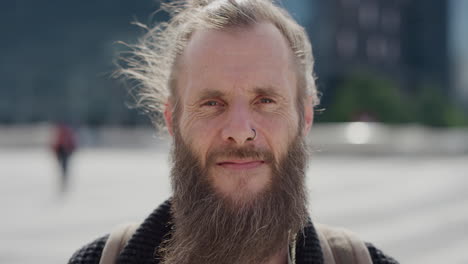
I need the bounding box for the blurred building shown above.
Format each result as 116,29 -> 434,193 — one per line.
402,0 -> 450,92
449,0 -> 468,107
327,0 -> 406,79
0,0 -> 160,125
0,0 -> 464,125
287,0 -> 452,106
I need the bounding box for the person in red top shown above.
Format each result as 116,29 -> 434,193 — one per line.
52,123 -> 76,192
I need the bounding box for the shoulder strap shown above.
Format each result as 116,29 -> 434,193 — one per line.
99,223 -> 139,264
315,224 -> 373,264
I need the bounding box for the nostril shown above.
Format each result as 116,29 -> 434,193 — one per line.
222,125 -> 257,144
246,128 -> 256,141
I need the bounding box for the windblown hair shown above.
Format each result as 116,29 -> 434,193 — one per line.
119,0 -> 319,128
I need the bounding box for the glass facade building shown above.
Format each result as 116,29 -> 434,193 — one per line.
449,0 -> 468,106
0,0 -> 464,125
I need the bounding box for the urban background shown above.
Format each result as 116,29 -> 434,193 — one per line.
1,0 -> 467,127
1,1 -> 468,264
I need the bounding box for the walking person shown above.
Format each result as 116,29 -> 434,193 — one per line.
52,123 -> 76,193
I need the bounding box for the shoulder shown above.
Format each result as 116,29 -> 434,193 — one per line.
365,242 -> 399,264
68,235 -> 109,264
312,223 -> 399,264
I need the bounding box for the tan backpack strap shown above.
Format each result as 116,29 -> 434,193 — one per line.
99,223 -> 139,264
316,224 -> 372,264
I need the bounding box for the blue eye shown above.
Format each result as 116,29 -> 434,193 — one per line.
202,101 -> 220,106
259,98 -> 274,104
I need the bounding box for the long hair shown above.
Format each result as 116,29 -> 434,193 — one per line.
118,0 -> 319,128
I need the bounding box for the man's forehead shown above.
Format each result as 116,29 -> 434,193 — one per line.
176,22 -> 297,99
181,22 -> 294,68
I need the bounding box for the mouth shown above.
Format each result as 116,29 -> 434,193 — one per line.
216,160 -> 266,170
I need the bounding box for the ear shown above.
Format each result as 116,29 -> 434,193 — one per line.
164,101 -> 174,137
303,96 -> 314,136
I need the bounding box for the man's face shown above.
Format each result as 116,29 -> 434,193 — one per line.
166,22 -> 311,203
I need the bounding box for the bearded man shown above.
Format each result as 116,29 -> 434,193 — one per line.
69,0 -> 398,263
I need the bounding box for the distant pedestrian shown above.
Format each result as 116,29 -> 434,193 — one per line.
52,123 -> 76,192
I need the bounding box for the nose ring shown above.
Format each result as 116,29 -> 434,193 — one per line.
250,128 -> 256,140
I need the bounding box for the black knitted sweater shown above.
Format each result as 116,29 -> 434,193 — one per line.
69,200 -> 398,264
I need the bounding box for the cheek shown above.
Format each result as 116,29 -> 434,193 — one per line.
256,110 -> 299,158
179,114 -> 218,164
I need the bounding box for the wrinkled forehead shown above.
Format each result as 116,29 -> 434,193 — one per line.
186,23 -> 296,67
174,22 -> 298,98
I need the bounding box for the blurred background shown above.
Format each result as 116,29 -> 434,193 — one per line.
0,0 -> 467,263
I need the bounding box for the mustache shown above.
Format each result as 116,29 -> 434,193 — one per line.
206,146 -> 275,166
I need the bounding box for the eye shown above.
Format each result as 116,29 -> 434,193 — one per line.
258,97 -> 275,104
201,100 -> 222,107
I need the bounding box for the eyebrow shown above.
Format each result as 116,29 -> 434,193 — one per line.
252,86 -> 284,99
196,86 -> 285,101
197,90 -> 225,102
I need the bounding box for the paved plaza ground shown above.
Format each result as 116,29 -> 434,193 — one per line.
1,147 -> 467,263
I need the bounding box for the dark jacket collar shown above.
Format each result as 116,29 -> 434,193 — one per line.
117,200 -> 324,264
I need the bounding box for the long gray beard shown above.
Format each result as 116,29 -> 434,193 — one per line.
159,131 -> 309,264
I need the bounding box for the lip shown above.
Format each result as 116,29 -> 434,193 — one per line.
217,160 -> 265,170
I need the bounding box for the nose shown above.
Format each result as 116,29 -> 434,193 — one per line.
221,106 -> 256,145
